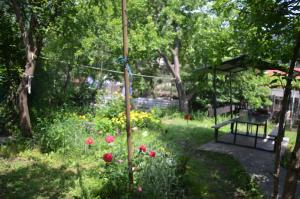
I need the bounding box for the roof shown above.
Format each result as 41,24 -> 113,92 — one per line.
200,55 -> 289,74
266,68 -> 300,78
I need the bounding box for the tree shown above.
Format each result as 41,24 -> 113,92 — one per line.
215,0 -> 300,198
127,0 -> 241,112
9,0 -> 63,137
0,1 -> 24,135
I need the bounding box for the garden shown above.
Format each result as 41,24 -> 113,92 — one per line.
1,0 -> 300,198
0,96 -> 265,198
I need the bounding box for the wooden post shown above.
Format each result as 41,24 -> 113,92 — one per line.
213,67 -> 217,125
122,0 -> 134,190
229,72 -> 233,119
229,72 -> 234,133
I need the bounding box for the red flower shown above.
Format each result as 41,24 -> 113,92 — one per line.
103,153 -> 113,162
149,151 -> 156,157
139,145 -> 147,152
85,137 -> 94,145
105,135 -> 115,143
184,114 -> 192,120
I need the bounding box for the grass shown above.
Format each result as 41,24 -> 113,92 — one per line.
0,117 -> 266,199
162,117 -> 263,199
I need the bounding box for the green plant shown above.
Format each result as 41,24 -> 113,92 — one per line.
95,93 -> 125,119
93,116 -> 115,135
135,153 -> 185,199
35,112 -> 91,153
112,110 -> 161,130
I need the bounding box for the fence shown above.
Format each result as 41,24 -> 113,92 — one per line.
132,97 -> 178,110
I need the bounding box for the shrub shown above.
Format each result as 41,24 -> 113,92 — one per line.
112,110 -> 161,130
97,134 -> 185,199
93,116 -> 115,135
35,112 -> 93,153
135,152 -> 185,199
95,93 -> 124,118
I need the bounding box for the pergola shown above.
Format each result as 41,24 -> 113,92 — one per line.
201,55 -> 290,151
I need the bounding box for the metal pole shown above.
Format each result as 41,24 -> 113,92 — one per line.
122,0 -> 134,190
213,68 -> 217,125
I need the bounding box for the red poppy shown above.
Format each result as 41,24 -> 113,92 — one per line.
149,151 -> 156,157
184,113 -> 192,120
103,153 -> 113,162
139,145 -> 147,152
85,137 -> 94,145
105,135 -> 115,143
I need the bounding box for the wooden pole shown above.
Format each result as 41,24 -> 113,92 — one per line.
213,68 -> 217,125
122,0 -> 134,190
229,72 -> 233,119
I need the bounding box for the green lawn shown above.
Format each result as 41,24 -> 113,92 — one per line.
0,117 -> 267,198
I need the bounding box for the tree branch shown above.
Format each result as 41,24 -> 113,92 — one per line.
158,50 -> 176,78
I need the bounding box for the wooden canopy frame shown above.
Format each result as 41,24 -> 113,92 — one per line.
201,55 -> 290,125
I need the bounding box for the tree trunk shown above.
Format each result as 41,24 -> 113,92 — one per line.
174,77 -> 188,113
18,78 -> 32,137
11,0 -> 40,137
273,31 -> 300,199
160,38 -> 189,113
282,120 -> 300,199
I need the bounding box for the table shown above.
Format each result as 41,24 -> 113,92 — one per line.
232,114 -> 268,148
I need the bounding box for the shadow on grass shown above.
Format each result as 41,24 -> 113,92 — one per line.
0,162 -> 76,199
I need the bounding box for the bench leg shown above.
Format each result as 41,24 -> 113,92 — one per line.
215,129 -> 219,142
247,124 -> 249,135
254,125 -> 259,148
273,137 -> 277,152
230,122 -> 234,134
264,121 -> 267,138
234,122 -> 238,144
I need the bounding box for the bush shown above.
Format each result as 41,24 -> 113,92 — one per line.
93,116 -> 115,135
96,134 -> 185,199
0,102 -> 20,136
95,93 -> 125,119
112,110 -> 161,130
135,153 -> 185,199
35,112 -> 94,153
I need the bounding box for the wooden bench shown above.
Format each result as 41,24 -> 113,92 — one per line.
212,119 -> 235,142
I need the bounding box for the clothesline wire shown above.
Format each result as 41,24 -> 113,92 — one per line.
40,56 -> 175,80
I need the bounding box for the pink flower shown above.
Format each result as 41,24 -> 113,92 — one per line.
137,186 -> 142,192
139,145 -> 147,152
105,135 -> 115,143
103,153 -> 113,162
149,151 -> 156,157
85,137 -> 94,145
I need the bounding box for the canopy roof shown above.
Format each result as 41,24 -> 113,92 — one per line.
201,55 -> 288,74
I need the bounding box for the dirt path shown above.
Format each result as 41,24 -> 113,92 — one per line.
199,135 -> 299,198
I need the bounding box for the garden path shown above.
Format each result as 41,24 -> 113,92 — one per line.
199,134 -> 300,198
0,136 -> 8,144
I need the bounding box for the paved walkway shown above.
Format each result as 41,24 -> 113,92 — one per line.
0,136 -> 8,144
199,134 -> 299,199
